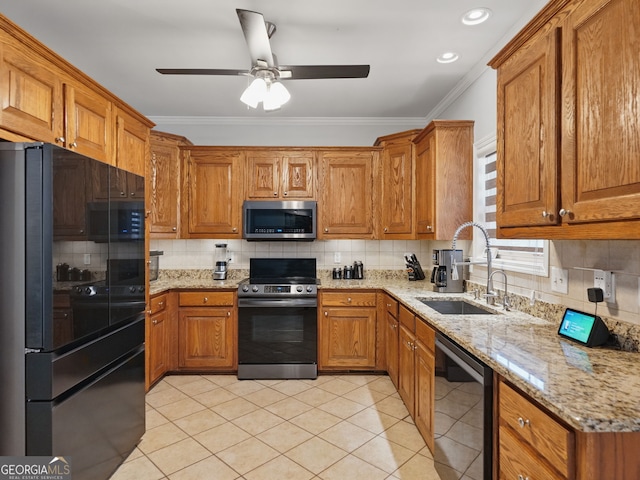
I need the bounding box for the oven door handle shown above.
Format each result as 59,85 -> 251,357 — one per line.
238,298 -> 317,308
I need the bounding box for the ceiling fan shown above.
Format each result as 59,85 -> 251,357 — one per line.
156,9 -> 370,111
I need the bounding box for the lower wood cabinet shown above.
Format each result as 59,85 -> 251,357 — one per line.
148,293 -> 171,388
397,305 -> 416,413
319,291 -> 377,370
414,320 -> 435,452
383,294 -> 400,389
178,291 -> 237,370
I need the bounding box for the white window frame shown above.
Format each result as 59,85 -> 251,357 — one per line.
473,134 -> 549,277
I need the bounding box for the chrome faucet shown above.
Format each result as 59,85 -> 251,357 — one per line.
451,221 -> 493,304
489,269 -> 510,310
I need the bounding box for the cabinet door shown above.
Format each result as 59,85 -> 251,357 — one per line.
496,27 -> 560,228
318,150 -> 376,237
149,309 -> 168,385
178,307 -> 236,369
386,312 -> 399,389
185,149 -> 242,237
380,142 -> 413,237
281,153 -> 314,199
415,340 -> 434,452
64,83 -> 113,164
52,156 -> 87,239
116,108 -> 148,177
561,0 -> 640,224
245,153 -> 280,198
398,324 -> 415,415
149,137 -> 180,236
414,133 -> 436,236
0,41 -> 64,143
319,306 -> 376,369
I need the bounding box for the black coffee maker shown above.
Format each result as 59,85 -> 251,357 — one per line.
431,249 -> 464,293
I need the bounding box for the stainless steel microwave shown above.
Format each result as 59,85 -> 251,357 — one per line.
243,200 -> 317,241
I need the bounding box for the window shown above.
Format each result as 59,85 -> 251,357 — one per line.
473,135 -> 548,276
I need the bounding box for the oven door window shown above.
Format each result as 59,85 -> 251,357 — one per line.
239,306 -> 317,364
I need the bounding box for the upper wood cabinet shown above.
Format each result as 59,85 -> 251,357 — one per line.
181,147 -> 243,238
0,39 -> 64,143
149,131 -> 191,238
115,107 -> 149,176
412,120 -> 474,240
375,130 -> 421,239
317,148 -> 380,239
490,0 -> 640,239
245,149 -> 315,199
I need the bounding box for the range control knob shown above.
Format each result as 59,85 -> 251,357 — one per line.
241,285 -> 249,293
252,285 -> 259,293
306,286 -> 314,293
85,287 -> 93,294
129,286 -> 137,293
75,287 -> 83,294
296,286 -> 303,293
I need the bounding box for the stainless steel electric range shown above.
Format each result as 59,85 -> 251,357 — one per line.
237,258 -> 319,380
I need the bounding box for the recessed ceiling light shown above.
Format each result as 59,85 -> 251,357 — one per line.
437,52 -> 459,64
461,7 -> 492,26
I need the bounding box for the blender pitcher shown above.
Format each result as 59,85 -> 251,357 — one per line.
214,243 -> 230,280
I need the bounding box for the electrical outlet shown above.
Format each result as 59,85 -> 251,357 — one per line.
551,267 -> 569,294
594,269 -> 615,303
334,252 -> 341,264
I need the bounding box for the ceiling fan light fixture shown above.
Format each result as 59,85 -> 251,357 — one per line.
461,8 -> 492,26
240,77 -> 267,108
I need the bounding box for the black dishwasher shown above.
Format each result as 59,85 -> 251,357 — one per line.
434,332 -> 493,480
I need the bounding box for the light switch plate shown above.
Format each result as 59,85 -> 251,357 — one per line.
551,267 -> 569,294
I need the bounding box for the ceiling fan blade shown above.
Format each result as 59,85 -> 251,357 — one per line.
278,65 -> 370,80
236,9 -> 275,67
156,68 -> 248,76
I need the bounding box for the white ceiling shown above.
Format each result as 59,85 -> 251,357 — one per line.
1,1 -> 547,120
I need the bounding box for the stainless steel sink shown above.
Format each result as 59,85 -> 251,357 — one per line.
417,299 -> 498,315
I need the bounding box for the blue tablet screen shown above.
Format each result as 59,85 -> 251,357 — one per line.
559,309 -> 596,344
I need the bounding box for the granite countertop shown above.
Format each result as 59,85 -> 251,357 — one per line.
149,270 -> 640,433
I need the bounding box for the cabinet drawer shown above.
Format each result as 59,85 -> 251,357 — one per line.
415,319 -> 434,353
321,291 -> 377,307
499,425 -> 565,480
499,382 -> 573,477
398,304 -> 415,332
384,295 -> 399,317
150,294 -> 167,315
179,291 -> 234,307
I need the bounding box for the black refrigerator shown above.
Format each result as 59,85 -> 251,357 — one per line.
0,143 -> 146,480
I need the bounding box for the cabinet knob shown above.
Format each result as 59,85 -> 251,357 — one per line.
384,227 -> 388,232
517,417 -> 530,428
347,297 -> 352,303
79,229 -> 84,234
203,297 -> 208,303
324,311 -> 328,317
158,302 -> 164,308
518,475 -> 530,480
232,227 -> 238,232
387,303 -> 391,307
324,228 -> 329,233
283,191 -> 288,196
274,192 -> 278,196
152,319 -> 158,325
55,136 -> 65,144
120,191 -> 126,196
542,211 -> 550,218
130,192 -> 135,197
69,142 -> 78,148
146,310 -> 152,315
227,311 -> 231,316
172,226 -> 177,231
559,208 -> 571,217
426,225 -> 433,231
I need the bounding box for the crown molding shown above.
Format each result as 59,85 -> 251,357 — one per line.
147,116 -> 427,127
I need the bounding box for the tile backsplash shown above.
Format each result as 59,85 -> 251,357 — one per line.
150,238 -> 640,328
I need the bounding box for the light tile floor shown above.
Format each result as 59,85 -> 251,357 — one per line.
110,374 -> 444,480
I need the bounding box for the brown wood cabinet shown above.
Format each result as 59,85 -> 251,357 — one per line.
115,107 -> 149,176
414,320 -> 435,452
490,0 -> 640,239
397,304 -> 416,414
0,37 -> 64,144
181,147 -> 243,238
147,293 -> 171,389
245,149 -> 315,199
317,148 -> 380,238
375,130 -> 421,239
148,131 -> 191,238
319,291 -> 377,370
178,290 -> 237,370
383,294 -> 400,389
412,120 -> 474,240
